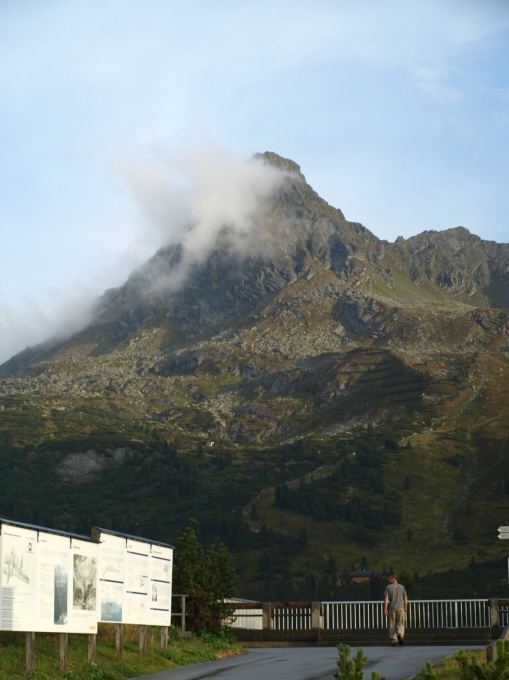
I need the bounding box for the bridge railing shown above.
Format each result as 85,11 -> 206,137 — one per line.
273,603 -> 312,630
409,599 -> 491,629
322,599 -> 491,630
322,600 -> 385,630
230,599 -> 509,630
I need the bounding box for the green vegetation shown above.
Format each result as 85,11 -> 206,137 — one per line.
1,399 -> 509,600
0,626 -> 243,680
415,642 -> 509,679
174,519 -> 237,632
335,644 -> 509,680
334,644 -> 385,680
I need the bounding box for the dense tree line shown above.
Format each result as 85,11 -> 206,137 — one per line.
273,436 -> 402,534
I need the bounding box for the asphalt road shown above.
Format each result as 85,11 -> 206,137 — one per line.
132,645 -> 484,680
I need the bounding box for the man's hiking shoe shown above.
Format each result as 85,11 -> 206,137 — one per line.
392,641 -> 397,646
397,634 -> 404,645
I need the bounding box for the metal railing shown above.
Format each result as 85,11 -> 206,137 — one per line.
231,598 -> 508,630
322,600 -> 386,630
500,601 -> 509,628
409,599 -> 490,629
273,604 -> 312,630
322,599 -> 490,630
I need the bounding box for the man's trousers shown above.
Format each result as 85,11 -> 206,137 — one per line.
389,608 -> 406,641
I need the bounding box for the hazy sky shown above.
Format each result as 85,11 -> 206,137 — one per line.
1,0 -> 508,364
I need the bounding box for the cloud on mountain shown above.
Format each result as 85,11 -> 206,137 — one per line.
122,145 -> 288,293
0,147 -> 288,365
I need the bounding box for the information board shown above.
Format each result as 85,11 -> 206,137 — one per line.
1,520 -> 173,632
95,529 -> 173,626
0,522 -> 98,633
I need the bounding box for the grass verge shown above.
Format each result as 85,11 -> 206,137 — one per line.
0,625 -> 244,680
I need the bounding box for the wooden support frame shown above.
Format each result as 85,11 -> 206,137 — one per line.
139,625 -> 147,655
88,633 -> 97,663
115,623 -> 123,659
26,631 -> 35,676
59,633 -> 69,673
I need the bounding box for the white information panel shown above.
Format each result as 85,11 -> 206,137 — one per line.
97,530 -> 173,626
0,523 -> 98,633
0,523 -> 38,631
126,537 -> 150,624
70,537 -> 98,634
37,531 -> 70,631
149,544 -> 173,625
98,532 -> 125,623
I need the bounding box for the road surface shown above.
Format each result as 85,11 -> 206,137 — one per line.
132,645 -> 484,680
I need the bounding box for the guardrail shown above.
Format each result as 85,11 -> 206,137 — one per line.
230,599 -> 509,631
322,600 -> 491,630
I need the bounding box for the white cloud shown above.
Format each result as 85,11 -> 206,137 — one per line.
122,145 -> 288,292
0,290 -> 96,366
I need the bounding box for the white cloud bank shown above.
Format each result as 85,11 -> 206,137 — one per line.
122,146 -> 287,293
0,290 -> 96,366
0,147 -> 288,365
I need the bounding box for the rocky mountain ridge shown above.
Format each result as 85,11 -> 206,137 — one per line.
1,153 -> 508,442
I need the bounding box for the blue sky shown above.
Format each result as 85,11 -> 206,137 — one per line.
1,0 -> 508,364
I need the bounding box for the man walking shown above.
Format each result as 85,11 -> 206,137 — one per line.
383,574 -> 408,646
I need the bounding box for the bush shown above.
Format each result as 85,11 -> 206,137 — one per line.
334,644 -> 386,680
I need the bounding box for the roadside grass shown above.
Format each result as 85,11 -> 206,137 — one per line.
413,648 -> 488,679
336,645 -> 490,680
0,626 -> 244,680
437,648 -> 485,672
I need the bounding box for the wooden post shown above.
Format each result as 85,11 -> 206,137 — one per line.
486,641 -> 497,663
88,634 -> 97,663
262,602 -> 272,630
26,631 -> 35,676
181,594 -> 186,632
139,625 -> 147,655
490,599 -> 499,628
59,633 -> 69,673
311,601 -> 321,630
115,623 -> 123,659
161,626 -> 168,649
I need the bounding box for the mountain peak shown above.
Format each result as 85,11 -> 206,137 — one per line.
254,151 -> 306,181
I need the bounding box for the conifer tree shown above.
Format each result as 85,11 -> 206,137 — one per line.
174,518 -> 237,632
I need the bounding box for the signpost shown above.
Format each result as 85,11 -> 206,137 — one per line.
497,528 -> 509,583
